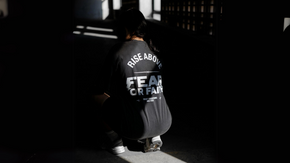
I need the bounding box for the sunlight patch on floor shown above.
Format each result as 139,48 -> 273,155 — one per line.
73,25 -> 117,39
86,26 -> 113,32
118,150 -> 187,163
83,32 -> 117,39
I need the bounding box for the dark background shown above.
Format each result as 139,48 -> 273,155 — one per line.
0,0 -> 289,162
0,0 -> 75,151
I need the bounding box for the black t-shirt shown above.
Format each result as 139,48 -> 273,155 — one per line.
101,40 -> 172,140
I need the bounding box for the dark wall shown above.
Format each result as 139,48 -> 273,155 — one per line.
216,1 -> 290,162
0,0 -> 75,151
74,0 -> 103,20
147,20 -> 215,115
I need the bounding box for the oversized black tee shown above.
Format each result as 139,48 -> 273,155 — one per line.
101,40 -> 172,140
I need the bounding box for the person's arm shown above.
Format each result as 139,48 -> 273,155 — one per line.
92,44 -> 121,107
92,92 -> 110,107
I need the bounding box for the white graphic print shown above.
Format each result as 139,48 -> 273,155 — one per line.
126,75 -> 163,97
127,53 -> 162,69
126,52 -> 163,102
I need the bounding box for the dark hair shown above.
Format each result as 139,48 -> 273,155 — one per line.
116,8 -> 159,53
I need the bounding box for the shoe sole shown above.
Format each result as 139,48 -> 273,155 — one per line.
144,136 -> 163,153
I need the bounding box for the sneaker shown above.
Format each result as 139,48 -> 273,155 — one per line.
111,146 -> 125,155
100,131 -> 125,155
110,138 -> 125,155
144,135 -> 163,153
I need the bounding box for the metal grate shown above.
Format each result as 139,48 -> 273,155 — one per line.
160,0 -> 222,36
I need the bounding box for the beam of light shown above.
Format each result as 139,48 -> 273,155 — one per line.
83,32 -> 117,39
139,0 -> 152,19
86,26 -> 113,32
73,31 -> 81,34
118,151 -> 187,163
102,0 -> 109,20
76,25 -> 85,29
284,17 -> 290,31
154,0 -> 161,12
153,13 -> 161,21
113,0 -> 121,10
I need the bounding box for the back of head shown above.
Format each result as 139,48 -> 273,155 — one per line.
116,8 -> 147,40
115,8 -> 159,53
